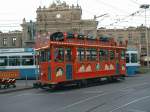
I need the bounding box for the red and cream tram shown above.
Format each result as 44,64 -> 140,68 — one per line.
34,32 -> 127,88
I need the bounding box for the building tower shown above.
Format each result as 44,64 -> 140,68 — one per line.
36,1 -> 97,36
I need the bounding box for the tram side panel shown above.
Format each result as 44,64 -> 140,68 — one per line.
74,61 -> 126,80
40,62 -> 75,84
74,50 -> 126,80
51,62 -> 67,83
38,50 -> 126,86
74,62 -> 116,80
35,32 -> 127,87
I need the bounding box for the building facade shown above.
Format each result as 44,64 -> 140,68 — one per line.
36,1 -> 97,35
0,31 -> 22,48
0,1 -> 149,62
97,26 -> 150,58
20,1 -> 98,48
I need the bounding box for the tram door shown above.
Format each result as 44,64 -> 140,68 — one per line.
65,48 -> 73,80
66,64 -> 72,80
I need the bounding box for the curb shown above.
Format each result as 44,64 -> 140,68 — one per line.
0,87 -> 33,94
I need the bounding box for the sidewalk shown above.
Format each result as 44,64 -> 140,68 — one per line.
0,80 -> 36,94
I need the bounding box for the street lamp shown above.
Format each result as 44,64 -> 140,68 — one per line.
140,4 -> 150,67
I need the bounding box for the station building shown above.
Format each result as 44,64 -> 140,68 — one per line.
0,1 -> 149,63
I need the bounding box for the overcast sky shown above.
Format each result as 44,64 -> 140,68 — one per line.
0,0 -> 150,32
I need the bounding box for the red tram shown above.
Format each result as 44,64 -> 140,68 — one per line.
34,32 -> 127,88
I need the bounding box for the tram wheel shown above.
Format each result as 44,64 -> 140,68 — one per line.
76,81 -> 82,88
110,76 -> 118,82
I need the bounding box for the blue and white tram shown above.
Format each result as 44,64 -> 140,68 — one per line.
126,48 -> 140,76
0,48 -> 38,79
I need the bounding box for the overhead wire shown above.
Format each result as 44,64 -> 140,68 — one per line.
93,0 -> 129,14
0,0 -> 150,30
79,0 -> 146,29
107,9 -> 147,27
128,0 -> 140,5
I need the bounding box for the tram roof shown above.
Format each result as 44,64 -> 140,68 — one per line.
35,32 -> 127,50
35,41 -> 126,50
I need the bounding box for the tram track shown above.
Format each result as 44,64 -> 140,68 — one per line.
1,76 -> 150,112
84,82 -> 150,112
54,81 -> 150,112
109,95 -> 150,112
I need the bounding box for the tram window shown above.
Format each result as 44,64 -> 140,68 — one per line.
22,56 -> 34,65
126,54 -> 130,63
65,48 -> 72,61
121,51 -> 125,59
9,56 -> 20,66
40,49 -> 50,62
99,49 -> 108,61
86,50 -> 90,61
86,49 -> 97,61
91,49 -> 97,61
55,48 -> 64,62
110,51 -> 115,60
77,48 -> 85,61
131,53 -> 138,63
0,56 -> 7,66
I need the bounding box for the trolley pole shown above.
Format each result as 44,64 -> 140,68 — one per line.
140,4 -> 150,68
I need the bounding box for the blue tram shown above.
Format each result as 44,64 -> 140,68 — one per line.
0,48 -> 38,79
126,48 -> 140,76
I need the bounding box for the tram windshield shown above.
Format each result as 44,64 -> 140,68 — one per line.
131,53 -> 138,63
40,49 -> 50,62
